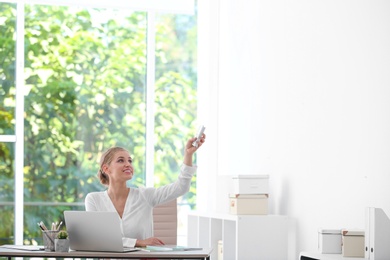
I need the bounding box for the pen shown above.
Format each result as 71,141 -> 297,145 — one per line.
37,223 -> 45,231
56,221 -> 63,231
39,221 -> 48,231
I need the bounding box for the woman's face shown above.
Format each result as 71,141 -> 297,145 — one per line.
104,150 -> 134,183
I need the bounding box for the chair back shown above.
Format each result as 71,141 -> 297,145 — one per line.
153,199 -> 177,245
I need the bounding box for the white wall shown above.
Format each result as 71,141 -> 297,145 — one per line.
197,0 -> 390,259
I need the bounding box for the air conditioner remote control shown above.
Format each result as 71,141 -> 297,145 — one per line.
192,125 -> 206,148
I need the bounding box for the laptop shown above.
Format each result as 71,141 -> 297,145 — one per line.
64,211 -> 139,252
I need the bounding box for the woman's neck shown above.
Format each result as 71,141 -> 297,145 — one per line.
107,183 -> 129,199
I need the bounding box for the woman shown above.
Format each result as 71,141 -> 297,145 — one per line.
85,133 -> 206,247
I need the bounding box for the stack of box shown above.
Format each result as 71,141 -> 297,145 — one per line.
229,175 -> 269,215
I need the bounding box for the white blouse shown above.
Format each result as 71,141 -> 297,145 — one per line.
84,163 -> 197,247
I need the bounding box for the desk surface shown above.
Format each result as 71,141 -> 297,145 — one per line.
0,247 -> 213,259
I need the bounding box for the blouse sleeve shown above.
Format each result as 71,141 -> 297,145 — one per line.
122,237 -> 137,248
143,163 -> 197,206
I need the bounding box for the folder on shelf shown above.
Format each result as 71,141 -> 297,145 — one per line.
365,207 -> 390,259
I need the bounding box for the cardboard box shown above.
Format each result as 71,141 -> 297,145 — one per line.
342,229 -> 365,257
318,229 -> 342,254
229,194 -> 268,215
232,175 -> 269,194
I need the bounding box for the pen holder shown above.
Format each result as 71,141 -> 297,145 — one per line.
42,230 -> 59,251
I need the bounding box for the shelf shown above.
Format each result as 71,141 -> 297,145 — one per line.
187,212 -> 288,260
300,251 -> 367,260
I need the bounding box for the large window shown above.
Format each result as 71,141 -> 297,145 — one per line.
0,0 -> 197,245
0,2 -> 17,245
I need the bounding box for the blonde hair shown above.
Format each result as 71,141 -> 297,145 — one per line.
97,146 -> 129,186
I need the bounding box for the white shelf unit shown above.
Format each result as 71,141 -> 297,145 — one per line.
187,212 -> 288,260
299,251 -> 366,260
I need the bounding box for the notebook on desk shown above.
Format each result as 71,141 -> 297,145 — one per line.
0,245 -> 44,251
64,211 -> 139,252
146,245 -> 203,251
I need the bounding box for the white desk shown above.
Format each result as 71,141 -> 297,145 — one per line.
0,247 -> 213,260
300,251 -> 366,260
